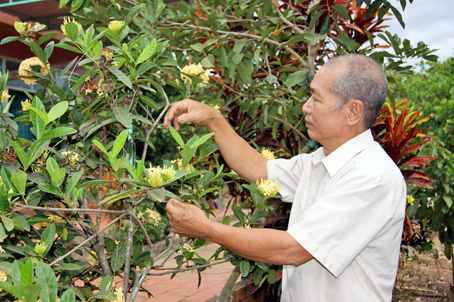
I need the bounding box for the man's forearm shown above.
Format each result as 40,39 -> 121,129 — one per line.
207,113 -> 268,183
205,220 -> 313,266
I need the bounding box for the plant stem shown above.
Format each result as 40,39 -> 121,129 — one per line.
218,265 -> 241,302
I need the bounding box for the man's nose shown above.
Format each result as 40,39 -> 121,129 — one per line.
302,98 -> 311,115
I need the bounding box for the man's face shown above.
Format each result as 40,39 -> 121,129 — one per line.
302,66 -> 348,151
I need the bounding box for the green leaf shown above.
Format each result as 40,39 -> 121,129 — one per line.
12,212 -> 30,232
189,132 -> 214,150
239,259 -> 250,277
40,223 -> 56,257
38,127 -> 77,143
50,168 -> 66,187
0,184 -> 9,213
53,263 -> 85,271
46,157 -> 59,174
100,275 -> 114,292
107,66 -> 132,89
331,4 -> 351,20
111,129 -> 129,160
44,41 -> 54,61
0,225 -> 6,242
1,167 -> 13,191
60,289 -> 76,302
65,22 -> 79,41
286,70 -> 308,89
23,284 -> 41,302
47,101 -> 68,123
443,196 -> 453,208
168,125 -> 185,147
190,42 -> 203,52
110,243 -> 127,272
101,189 -> 140,206
30,97 -> 46,140
65,170 -> 83,197
267,269 -> 278,284
232,204 -> 245,225
37,33 -> 57,46
20,258 -> 34,292
30,42 -> 47,67
92,139 -> 109,158
7,139 -> 28,169
0,281 -> 24,301
1,215 -> 14,232
38,183 -> 64,198
112,107 -> 131,129
1,36 -> 22,45
35,262 -> 58,302
136,39 -> 157,66
181,145 -> 194,171
11,171 -> 27,195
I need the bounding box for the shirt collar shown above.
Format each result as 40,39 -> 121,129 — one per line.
312,129 -> 375,177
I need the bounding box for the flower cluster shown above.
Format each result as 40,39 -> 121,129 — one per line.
108,21 -> 125,34
261,147 -> 276,160
137,208 -> 162,227
21,99 -> 31,111
34,241 -> 48,256
18,57 -> 50,85
1,90 -> 10,104
47,214 -> 65,223
61,17 -> 82,36
62,150 -> 80,166
145,164 -> 176,187
0,270 -> 6,292
113,287 -> 125,302
180,63 -> 210,84
14,21 -> 43,38
178,243 -> 194,254
256,179 -> 280,199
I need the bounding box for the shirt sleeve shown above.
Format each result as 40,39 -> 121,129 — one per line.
286,168 -> 406,277
267,155 -> 307,203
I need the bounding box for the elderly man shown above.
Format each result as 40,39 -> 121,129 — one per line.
163,54 -> 406,301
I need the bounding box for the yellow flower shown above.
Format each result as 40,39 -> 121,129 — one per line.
21,99 -> 31,111
145,164 -> 175,187
102,50 -> 114,61
34,241 -> 48,256
261,148 -> 276,160
108,20 -> 125,34
61,17 -> 82,36
47,214 -> 65,223
144,209 -> 162,226
211,105 -> 221,112
256,179 -> 280,199
1,90 -> 11,104
18,57 -> 50,85
180,63 -> 210,84
407,195 -> 415,206
113,287 -> 125,302
0,245 -> 5,253
178,243 -> 194,254
34,222 -> 50,230
0,270 -> 7,292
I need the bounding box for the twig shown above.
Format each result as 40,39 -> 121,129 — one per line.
16,204 -> 125,214
49,213 -> 127,267
148,258 -> 233,276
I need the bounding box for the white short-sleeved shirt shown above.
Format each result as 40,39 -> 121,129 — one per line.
267,130 -> 406,302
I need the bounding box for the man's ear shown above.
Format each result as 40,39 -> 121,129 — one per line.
346,100 -> 364,126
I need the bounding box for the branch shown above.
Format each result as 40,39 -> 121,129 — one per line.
265,115 -> 309,141
162,21 -> 309,70
275,5 -> 307,34
16,204 -> 125,214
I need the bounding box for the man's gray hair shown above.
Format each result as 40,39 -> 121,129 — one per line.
326,54 -> 388,129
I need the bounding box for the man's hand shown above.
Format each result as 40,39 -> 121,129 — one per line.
165,198 -> 211,238
163,99 -> 219,131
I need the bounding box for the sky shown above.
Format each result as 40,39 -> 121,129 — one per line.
385,0 -> 454,63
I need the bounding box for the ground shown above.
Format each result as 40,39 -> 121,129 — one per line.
393,237 -> 453,302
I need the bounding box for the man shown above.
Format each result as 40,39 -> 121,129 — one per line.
163,54 -> 406,301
